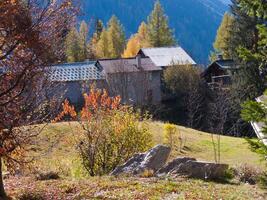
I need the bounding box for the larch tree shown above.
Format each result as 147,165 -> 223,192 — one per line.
78,20 -> 89,61
95,29 -> 110,58
106,15 -> 126,58
213,13 -> 234,59
147,0 -> 176,47
122,35 -> 140,58
136,22 -> 151,48
0,0 -> 76,198
65,27 -> 81,62
122,22 -> 151,58
89,19 -> 104,58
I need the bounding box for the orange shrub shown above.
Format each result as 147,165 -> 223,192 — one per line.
54,86 -> 152,176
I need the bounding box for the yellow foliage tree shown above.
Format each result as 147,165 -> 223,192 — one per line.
136,22 -> 151,48
163,123 -> 179,150
122,22 -> 151,58
122,35 -> 140,58
95,29 -> 109,58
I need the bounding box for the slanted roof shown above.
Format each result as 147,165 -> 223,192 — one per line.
97,57 -> 162,74
202,59 -> 236,77
138,47 -> 196,67
215,59 -> 235,69
50,61 -> 105,82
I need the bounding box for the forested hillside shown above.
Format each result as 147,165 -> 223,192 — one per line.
79,0 -> 228,63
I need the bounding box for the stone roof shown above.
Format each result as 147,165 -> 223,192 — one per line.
214,59 -> 235,69
138,47 -> 196,67
97,57 -> 162,74
50,61 -> 105,82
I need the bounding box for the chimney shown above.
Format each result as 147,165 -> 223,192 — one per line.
136,54 -> 142,69
217,54 -> 223,61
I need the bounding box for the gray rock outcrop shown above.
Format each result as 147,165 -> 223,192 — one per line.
111,145 -> 171,175
157,158 -> 229,180
157,157 -> 197,175
111,145 -> 229,180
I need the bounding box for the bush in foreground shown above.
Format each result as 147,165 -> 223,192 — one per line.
54,87 -> 153,176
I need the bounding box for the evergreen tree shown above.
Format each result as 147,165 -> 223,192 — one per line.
65,27 -> 81,62
231,0 -> 266,97
228,0 -> 258,59
106,15 -> 126,58
95,19 -> 104,40
147,0 -> 176,47
78,20 -> 89,61
213,13 -> 234,59
221,0 -> 267,136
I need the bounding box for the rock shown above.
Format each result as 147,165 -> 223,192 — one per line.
111,153 -> 146,175
111,145 -> 171,176
157,157 -> 229,180
157,157 -> 196,175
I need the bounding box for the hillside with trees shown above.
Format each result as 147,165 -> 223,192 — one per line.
78,0 -> 228,63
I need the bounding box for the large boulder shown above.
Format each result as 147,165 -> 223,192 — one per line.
157,157 -> 229,180
111,145 -> 171,176
157,157 -> 196,175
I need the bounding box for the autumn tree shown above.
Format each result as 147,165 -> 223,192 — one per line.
106,15 -> 126,58
147,0 -> 176,47
89,19 -> 104,58
78,20 -> 89,61
65,27 -> 80,62
95,28 -> 110,58
65,20 -> 90,62
122,35 -> 140,58
0,0 -> 76,198
95,16 -> 126,59
212,13 -> 234,60
54,87 -> 152,176
123,22 -> 151,58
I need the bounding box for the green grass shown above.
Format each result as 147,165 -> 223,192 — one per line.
149,122 -> 264,167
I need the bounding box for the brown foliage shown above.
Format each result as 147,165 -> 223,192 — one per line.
0,0 -> 77,197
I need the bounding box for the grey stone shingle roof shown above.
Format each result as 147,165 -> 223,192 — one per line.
139,47 -> 196,67
50,61 -> 105,82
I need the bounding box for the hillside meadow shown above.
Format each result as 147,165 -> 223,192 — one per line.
5,121 -> 267,199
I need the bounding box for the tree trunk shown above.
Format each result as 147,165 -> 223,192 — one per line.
0,157 -> 7,199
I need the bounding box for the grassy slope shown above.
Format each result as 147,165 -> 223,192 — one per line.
7,121 -> 266,199
33,121 -> 264,173
150,122 -> 264,167
6,176 -> 266,200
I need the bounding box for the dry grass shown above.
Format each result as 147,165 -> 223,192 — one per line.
6,176 -> 267,200
26,121 -> 265,177
5,121 -> 267,199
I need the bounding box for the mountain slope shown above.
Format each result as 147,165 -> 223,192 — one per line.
79,0 -> 229,64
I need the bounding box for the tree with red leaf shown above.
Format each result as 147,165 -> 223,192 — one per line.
0,0 -> 77,198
